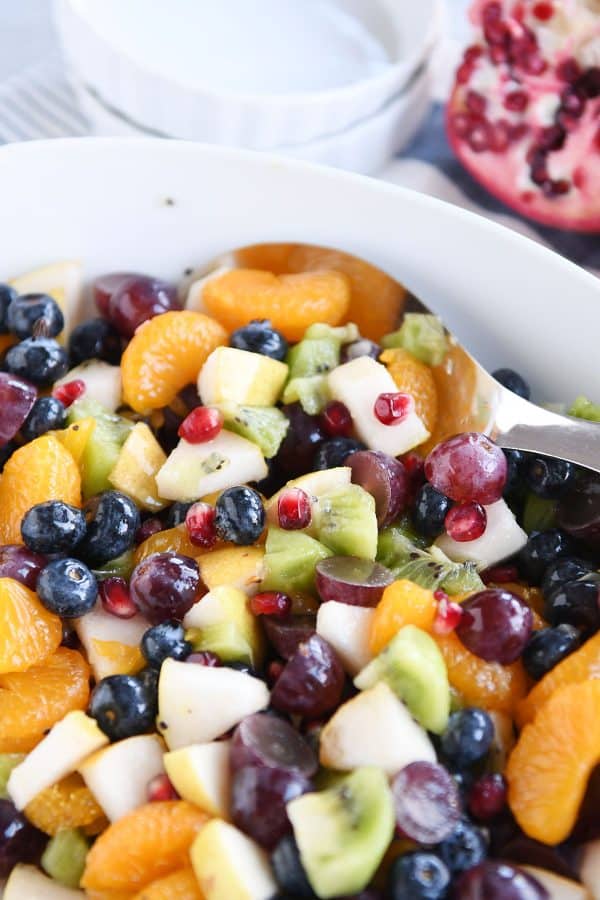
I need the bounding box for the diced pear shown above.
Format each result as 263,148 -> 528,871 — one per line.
198,546 -> 265,596
9,260 -> 82,339
435,498 -> 527,569
191,819 -> 277,900
319,682 -> 435,777
5,864 -> 84,899
55,360 -> 122,413
75,602 -> 148,680
164,741 -> 231,818
185,264 -> 232,311
328,357 -> 429,456
198,346 -> 288,407
581,840 -> 600,900
265,467 -> 352,536
183,585 -> 263,662
78,734 -> 165,822
7,712 -> 108,810
522,867 -> 593,899
158,658 -> 269,749
316,602 -> 375,676
108,422 -> 168,511
156,430 -> 267,502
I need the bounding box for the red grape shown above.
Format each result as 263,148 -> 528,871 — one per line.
558,473 -> 600,549
0,545 -> 47,589
129,552 -> 202,624
93,271 -> 143,317
425,432 -> 507,504
391,761 -> 461,844
315,556 -> 394,607
231,764 -> 311,849
271,634 -> 345,717
347,450 -> 408,527
107,275 -> 180,337
262,615 -> 316,660
456,589 -> 533,664
0,372 -> 36,445
0,799 -> 46,876
468,774 -> 507,821
454,861 -> 549,900
230,713 -> 318,776
445,502 -> 487,542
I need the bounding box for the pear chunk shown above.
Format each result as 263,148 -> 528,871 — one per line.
191,818 -> 277,900
164,741 -> 231,818
435,498 -> 527,569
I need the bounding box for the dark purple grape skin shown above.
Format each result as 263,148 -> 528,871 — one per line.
230,713 -> 318,777
454,861 -> 549,900
346,450 -> 408,527
315,556 -> 394,607
263,615 -> 316,660
456,589 -> 533,664
391,761 -> 462,844
0,799 -> 46,877
107,276 -> 180,338
558,473 -> 600,549
0,373 -> 37,445
231,764 -> 312,849
0,545 -> 47,589
129,552 -> 202,624
270,634 -> 345,717
277,404 -> 326,479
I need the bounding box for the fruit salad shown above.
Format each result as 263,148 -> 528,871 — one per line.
0,251 -> 597,900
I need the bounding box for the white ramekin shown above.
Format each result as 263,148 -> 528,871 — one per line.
54,0 -> 441,149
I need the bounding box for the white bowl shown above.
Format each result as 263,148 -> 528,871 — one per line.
73,60 -> 432,175
54,0 -> 441,149
1,138 -> 599,402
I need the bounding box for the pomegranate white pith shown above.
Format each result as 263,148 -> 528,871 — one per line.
447,0 -> 600,231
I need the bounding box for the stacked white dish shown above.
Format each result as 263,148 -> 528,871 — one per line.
54,0 -> 442,174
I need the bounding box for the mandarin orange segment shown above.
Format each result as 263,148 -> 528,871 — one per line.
369,580 -> 437,655
516,631 -> 600,728
121,311 -> 227,414
81,801 -> 208,894
423,343 -> 478,454
0,647 -> 90,753
134,524 -> 203,567
133,867 -> 204,899
507,679 -> 600,844
380,348 -> 439,437
0,433 -> 81,544
203,268 -> 350,342
0,578 -> 62,674
90,640 -> 146,677
25,772 -> 107,836
435,631 -> 528,716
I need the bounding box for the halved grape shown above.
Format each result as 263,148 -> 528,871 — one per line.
391,761 -> 461,844
315,556 -> 394,607
454,861 -> 549,900
230,713 -> 318,777
456,589 -> 533,664
270,634 -> 345,717
108,276 -> 180,337
347,450 -> 408,527
425,433 -> 507,505
0,373 -> 36,445
93,272 -> 142,317
231,764 -> 312,849
263,615 -> 316,660
558,473 -> 600,549
0,545 -> 47,589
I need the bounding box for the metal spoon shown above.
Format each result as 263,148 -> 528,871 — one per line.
187,243 -> 600,474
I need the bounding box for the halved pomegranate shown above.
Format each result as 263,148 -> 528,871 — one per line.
447,0 -> 600,231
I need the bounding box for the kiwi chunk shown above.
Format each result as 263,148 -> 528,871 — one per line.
67,397 -> 132,498
287,338 -> 339,379
92,548 -> 136,581
522,493 -> 557,534
185,622 -> 255,666
287,767 -> 394,899
282,375 -> 329,415
41,828 -> 88,888
0,754 -> 24,799
313,484 -> 378,561
381,313 -> 447,366
354,625 -> 450,733
261,527 -> 332,594
223,405 -> 289,458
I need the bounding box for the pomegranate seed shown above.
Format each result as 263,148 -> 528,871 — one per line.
99,577 -> 137,619
456,62 -> 474,84
490,121 -> 511,152
445,502 -> 487,542
595,127 -> 600,151
267,660 -> 285,686
504,90 -> 528,111
561,86 -> 586,116
277,488 -> 312,531
539,124 -> 565,152
481,564 -> 519,585
135,517 -> 163,544
489,45 -> 509,64
468,774 -> 507,821
319,400 -> 352,437
178,406 -> 223,443
522,52 -> 547,75
464,45 -> 484,63
373,392 -> 413,425
580,67 -> 600,99
452,113 -> 472,137
512,2 -> 525,20
509,122 -> 529,141
542,178 -> 570,197
573,166 -> 586,189
484,19 -> 510,46
52,379 -> 85,408
467,120 -> 492,153
187,650 -> 222,666
185,502 -> 217,548
402,451 -> 426,503
433,595 -> 463,635
466,91 -> 487,115
148,774 -> 179,802
482,2 -> 502,24
556,57 -> 581,83
532,1 -> 554,20
250,591 -> 292,617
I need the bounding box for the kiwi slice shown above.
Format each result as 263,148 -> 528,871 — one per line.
313,484 -> 378,561
287,767 -> 394,899
261,527 -> 332,595
222,405 -> 289,458
41,828 -> 88,888
0,754 -> 24,799
354,625 -> 450,734
522,493 -> 557,534
287,337 -> 340,379
303,323 -> 359,344
282,375 -> 329,415
92,548 -> 136,581
67,397 -> 132,499
185,622 -> 256,667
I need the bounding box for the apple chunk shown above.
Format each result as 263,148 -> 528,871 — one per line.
164,741 -> 231,818
191,818 -> 277,900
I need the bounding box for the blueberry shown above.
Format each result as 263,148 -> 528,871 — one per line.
37,557 -> 98,618
0,284 -> 17,334
89,674 -> 156,741
230,319 -> 288,362
541,556 -> 596,599
227,660 -> 260,677
271,835 -> 316,898
313,437 -> 365,470
165,501 -> 194,528
0,442 -> 15,473
340,339 -> 381,364
492,368 -> 530,400
543,576 -> 600,632
6,293 -> 64,339
518,529 -> 575,584
78,490 -> 141,567
389,852 -> 450,900
141,621 -> 192,669
21,500 -> 86,554
503,449 -> 526,495
68,317 -> 122,365
137,666 -> 159,717
436,818 -> 488,874
412,483 -> 453,539
214,486 -> 265,545
21,396 -> 66,441
0,798 -> 47,877
5,337 -> 68,386
522,624 -> 580,680
440,708 -> 494,769
526,456 -> 575,499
